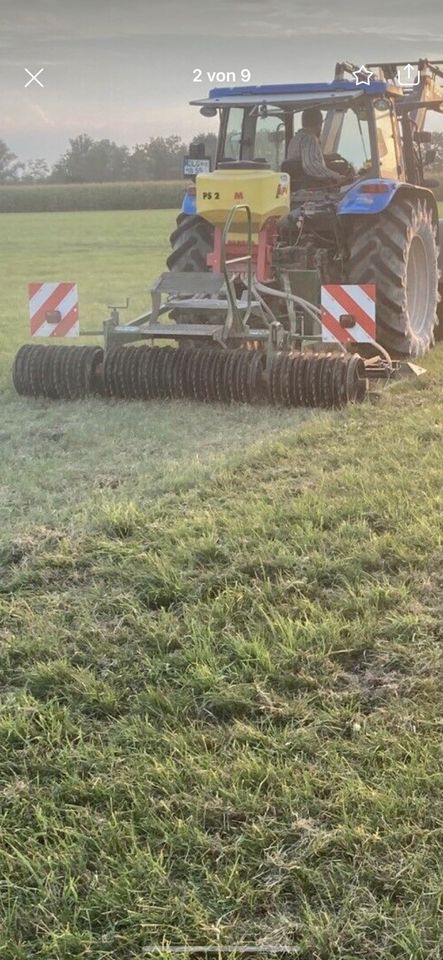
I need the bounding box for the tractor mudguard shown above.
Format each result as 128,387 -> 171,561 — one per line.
181,190 -> 197,216
338,179 -> 438,220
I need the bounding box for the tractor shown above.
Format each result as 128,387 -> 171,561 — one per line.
13,59 -> 443,409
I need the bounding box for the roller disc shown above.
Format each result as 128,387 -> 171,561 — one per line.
40,346 -> 59,399
301,355 -> 314,407
179,347 -> 194,399
318,354 -> 334,408
162,346 -> 177,397
213,349 -> 229,402
243,351 -> 263,404
66,346 -> 87,399
279,354 -> 291,406
151,346 -> 168,398
134,348 -> 152,400
268,355 -> 279,406
200,349 -> 218,402
80,345 -> 98,397
149,346 -> 163,398
331,356 -> 347,409
29,345 -> 47,397
158,347 -> 172,398
171,347 -> 188,399
162,347 -> 177,399
224,349 -> 240,403
134,347 -> 151,400
238,351 -> 253,404
185,347 -> 199,399
294,353 -> 306,407
116,347 -> 134,399
228,351 -> 241,403
312,355 -> 323,407
80,346 -> 94,396
103,347 -> 122,398
28,345 -> 48,397
12,344 -> 34,396
312,354 -> 323,408
83,346 -> 105,398
64,347 -> 79,399
241,351 -> 254,403
318,354 -> 333,408
287,353 -> 299,407
142,346 -> 160,399
189,349 -> 206,401
135,347 -> 153,399
229,350 -> 245,403
191,347 -> 207,401
277,354 -> 292,407
355,357 -> 367,403
275,354 -> 290,407
345,354 -> 367,403
54,346 -> 72,399
159,347 -> 174,398
122,346 -> 140,399
267,355 -> 276,405
115,347 -> 132,399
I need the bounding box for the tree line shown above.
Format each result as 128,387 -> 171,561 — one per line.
1,130 -> 443,185
0,133 -> 217,184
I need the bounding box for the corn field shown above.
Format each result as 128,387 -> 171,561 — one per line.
0,181 -> 184,213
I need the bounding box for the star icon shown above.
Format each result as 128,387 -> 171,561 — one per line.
352,65 -> 374,86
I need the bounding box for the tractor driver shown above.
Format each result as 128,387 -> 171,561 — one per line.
286,107 -> 346,186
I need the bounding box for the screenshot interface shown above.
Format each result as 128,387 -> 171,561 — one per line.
1,2 -> 443,959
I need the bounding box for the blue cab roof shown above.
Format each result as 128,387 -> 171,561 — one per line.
209,80 -> 392,99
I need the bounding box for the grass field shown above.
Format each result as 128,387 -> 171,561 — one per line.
1,210 -> 443,959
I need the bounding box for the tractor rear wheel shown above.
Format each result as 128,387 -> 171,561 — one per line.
166,214 -> 213,273
166,213 -> 215,342
347,196 -> 439,357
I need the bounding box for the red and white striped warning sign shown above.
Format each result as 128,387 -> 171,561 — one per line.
28,282 -> 79,337
321,284 -> 376,344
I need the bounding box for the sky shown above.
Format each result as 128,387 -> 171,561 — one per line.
1,0 -> 443,163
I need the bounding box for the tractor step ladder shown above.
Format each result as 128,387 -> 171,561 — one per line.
142,204 -> 268,342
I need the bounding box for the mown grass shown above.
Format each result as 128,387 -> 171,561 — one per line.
0,211 -> 312,543
0,211 -> 443,959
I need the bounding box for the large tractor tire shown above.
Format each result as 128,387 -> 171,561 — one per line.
347,195 -> 439,357
166,213 -> 215,340
166,214 -> 213,273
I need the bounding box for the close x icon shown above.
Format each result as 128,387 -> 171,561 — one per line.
24,68 -> 44,87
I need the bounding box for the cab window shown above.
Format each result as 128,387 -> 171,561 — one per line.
333,106 -> 371,172
375,102 -> 400,179
253,115 -> 286,169
223,108 -> 244,161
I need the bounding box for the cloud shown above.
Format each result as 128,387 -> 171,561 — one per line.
3,0 -> 441,42
2,0 -> 442,161
30,104 -> 56,126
